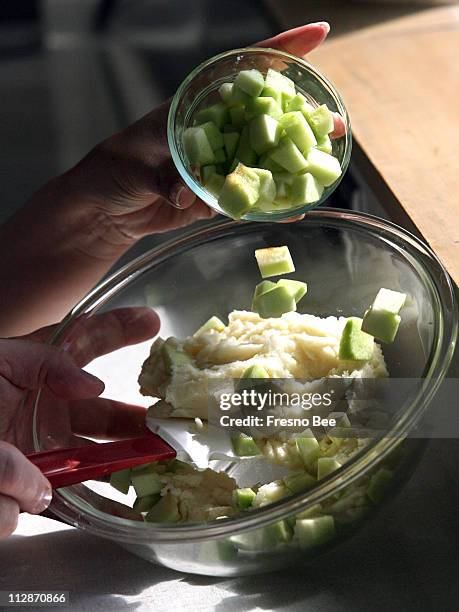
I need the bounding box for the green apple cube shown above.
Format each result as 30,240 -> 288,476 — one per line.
295,515 -> 335,549
194,102 -> 228,129
255,245 -> 295,278
201,164 -> 217,183
295,435 -> 320,467
133,493 -> 161,513
245,96 -> 283,121
242,364 -> 269,378
277,279 -> 308,303
286,93 -> 315,114
234,487 -> 256,509
317,135 -> 332,154
251,168 -> 276,203
218,163 -> 260,218
284,471 -> 316,494
234,69 -> 265,97
339,317 -> 375,361
223,132 -> 239,159
362,308 -> 401,343
253,280 -> 276,299
307,148 -> 342,186
218,82 -> 233,104
265,68 -> 295,101
231,433 -> 260,456
260,85 -> 282,105
317,457 -> 342,480
264,520 -> 293,545
252,280 -> 276,308
253,285 -> 297,318
291,173 -> 324,206
213,148 -> 226,163
205,173 -> 225,197
109,468 -> 131,495
145,493 -> 180,523
161,338 -> 194,374
306,104 -> 334,138
229,103 -> 246,128
194,315 -> 225,336
131,465 -> 162,497
367,468 -> 393,504
249,114 -> 282,155
199,121 -> 224,150
234,126 -> 257,166
279,111 -> 317,154
296,503 -> 323,520
361,288 -> 406,342
372,288 -> 407,313
228,83 -> 251,106
183,127 -> 215,166
259,153 -> 283,173
270,137 -> 308,173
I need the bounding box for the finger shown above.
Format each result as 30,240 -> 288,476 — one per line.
70,398 -> 149,440
331,112 -> 346,138
255,22 -> 330,57
0,339 -> 104,398
0,442 -> 52,515
60,307 -> 160,367
153,158 -> 197,209
278,214 -> 305,223
0,495 -> 19,538
23,308 -> 160,367
135,198 -> 217,235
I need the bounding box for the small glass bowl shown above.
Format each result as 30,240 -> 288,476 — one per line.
168,47 -> 352,222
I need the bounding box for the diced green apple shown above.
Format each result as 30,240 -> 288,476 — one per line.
234,69 -> 265,97
291,173 -> 324,205
307,148 -> 342,187
183,127 -> 215,166
295,515 -> 335,549
249,114 -> 282,155
277,279 -> 308,303
279,111 -> 317,154
110,469 -> 131,495
231,433 -> 260,456
194,102 -> 228,129
233,487 -> 256,509
270,137 -> 309,173
252,285 -> 297,318
194,316 -> 225,336
306,104 -> 334,138
218,162 -> 260,218
255,245 -> 295,278
339,317 -> 375,361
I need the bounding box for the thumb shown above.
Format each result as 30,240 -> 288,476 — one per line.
0,339 -> 104,399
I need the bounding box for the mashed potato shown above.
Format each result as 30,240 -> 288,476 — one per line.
139,310 -> 388,419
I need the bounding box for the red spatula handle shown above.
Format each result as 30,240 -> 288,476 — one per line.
27,433 -> 176,488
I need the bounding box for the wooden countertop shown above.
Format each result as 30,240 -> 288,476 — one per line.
304,6 -> 459,285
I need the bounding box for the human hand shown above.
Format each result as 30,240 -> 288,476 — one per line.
0,307 -> 159,536
54,22 -> 342,249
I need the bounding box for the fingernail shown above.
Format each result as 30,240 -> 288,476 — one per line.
172,186 -> 195,209
80,369 -> 105,393
31,484 -> 53,515
318,21 -> 330,34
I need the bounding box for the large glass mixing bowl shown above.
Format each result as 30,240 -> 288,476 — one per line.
31,210 -> 456,576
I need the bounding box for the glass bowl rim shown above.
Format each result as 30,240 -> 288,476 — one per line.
33,209 -> 457,543
167,46 -> 352,222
